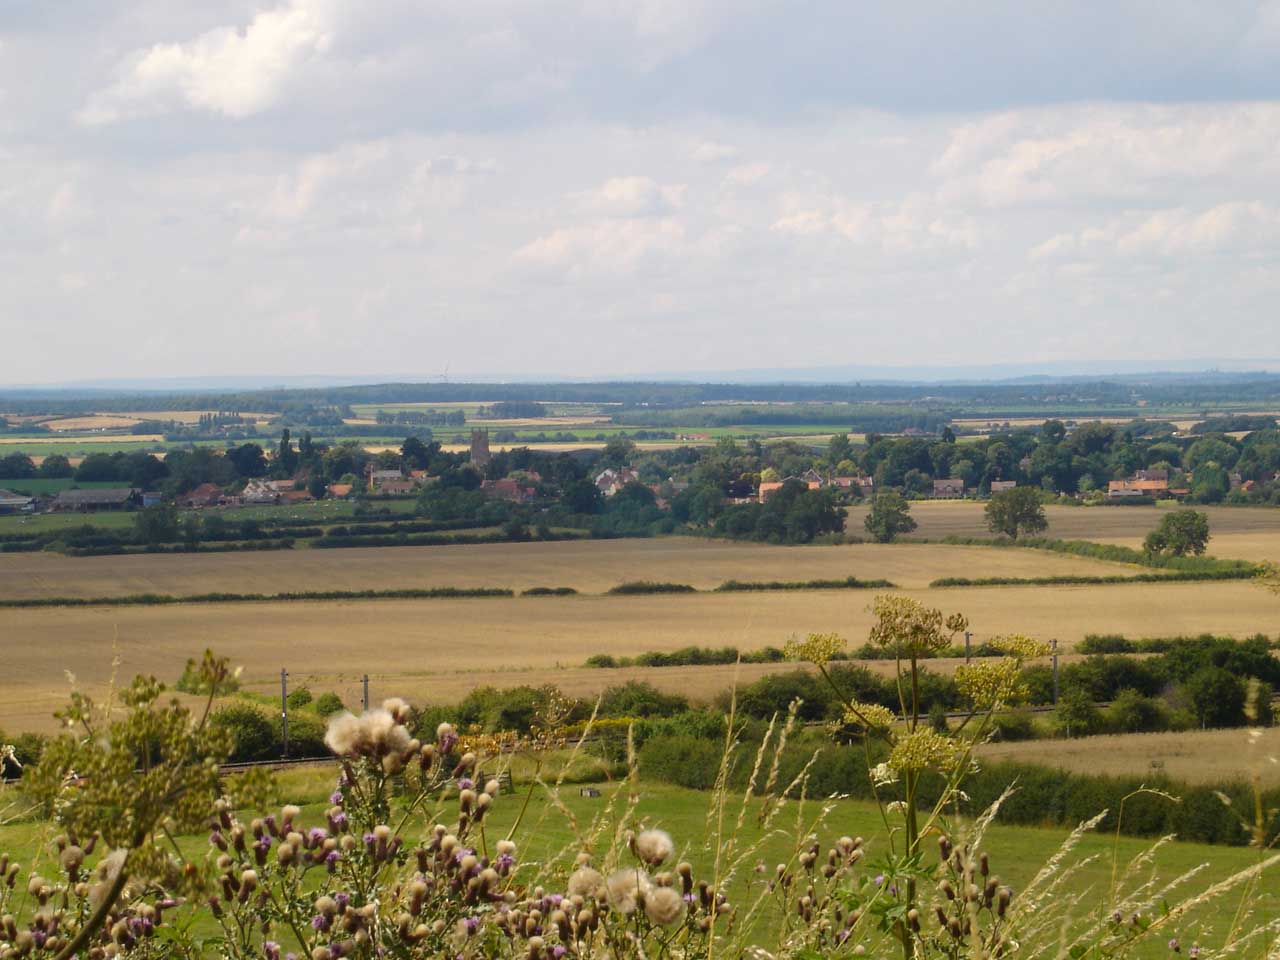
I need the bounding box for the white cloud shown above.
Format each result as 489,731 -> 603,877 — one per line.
693,140 -> 739,163
575,176 -> 685,217
78,0 -> 338,124
515,218 -> 686,275
725,163 -> 770,186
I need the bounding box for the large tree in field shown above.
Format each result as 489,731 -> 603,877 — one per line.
864,491 -> 917,543
984,486 -> 1048,539
1144,509 -> 1210,558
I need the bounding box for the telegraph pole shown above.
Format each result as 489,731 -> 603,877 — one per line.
964,631 -> 972,663
362,674 -> 370,711
280,668 -> 289,759
1051,639 -> 1059,705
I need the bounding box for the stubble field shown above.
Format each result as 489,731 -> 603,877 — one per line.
2,502 -> 1278,736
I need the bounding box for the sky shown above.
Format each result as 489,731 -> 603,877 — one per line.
3,1 -> 1280,385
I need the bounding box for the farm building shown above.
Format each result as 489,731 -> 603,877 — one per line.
50,488 -> 141,512
989,480 -> 1017,494
241,479 -> 279,504
180,483 -> 226,508
932,478 -> 966,499
0,489 -> 35,514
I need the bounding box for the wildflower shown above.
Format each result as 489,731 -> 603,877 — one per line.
634,828 -> 675,865
568,866 -> 605,899
784,632 -> 846,666
955,659 -> 1026,709
606,869 -> 652,914
868,596 -> 959,657
991,634 -> 1050,661
323,708 -> 411,758
645,886 -> 685,926
887,729 -> 962,774
870,762 -> 898,787
841,702 -> 897,730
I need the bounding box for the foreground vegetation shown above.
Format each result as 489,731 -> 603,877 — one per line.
3,609 -> 1278,959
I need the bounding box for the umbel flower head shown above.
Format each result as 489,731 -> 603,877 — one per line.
955,659 -> 1027,709
840,702 -> 897,730
991,634 -> 1050,661
868,596 -> 966,657
784,632 -> 846,666
887,729 -> 963,774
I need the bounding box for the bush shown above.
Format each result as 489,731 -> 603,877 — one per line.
211,705 -> 277,762
597,681 -> 689,718
286,686 -> 313,709
607,581 -> 697,595
990,708 -> 1036,741
638,735 -> 724,790
521,586 -> 578,596
277,711 -> 327,758
1107,689 -> 1169,733
314,692 -> 345,716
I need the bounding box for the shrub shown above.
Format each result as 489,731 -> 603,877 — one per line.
607,581 -> 697,595
286,686 -> 313,709
1107,688 -> 1169,733
210,704 -> 277,762
521,586 -> 578,596
597,681 -> 689,718
314,691 -> 345,716
990,708 -> 1036,741
638,734 -> 723,790
277,711 -> 327,758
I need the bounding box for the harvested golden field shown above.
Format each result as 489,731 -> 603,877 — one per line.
977,727 -> 1280,787
847,500 -> 1280,562
1,578 -> 1275,734
43,415 -> 141,431
0,537 -> 1148,600
0,434 -> 165,445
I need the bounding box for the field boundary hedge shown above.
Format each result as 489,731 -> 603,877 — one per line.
930,569 -> 1259,587
938,534 -> 1262,576
607,581 -> 698,595
0,587 -> 516,608
715,576 -> 895,592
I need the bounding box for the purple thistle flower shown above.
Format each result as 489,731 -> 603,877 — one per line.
330,790 -> 344,805
311,916 -> 330,932
463,916 -> 480,935
334,892 -> 350,910
309,828 -> 328,845
457,777 -> 474,790
325,850 -> 341,873
265,943 -> 281,960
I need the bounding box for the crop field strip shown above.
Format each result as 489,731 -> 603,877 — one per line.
0,537 -> 1164,599
2,579 -> 1276,734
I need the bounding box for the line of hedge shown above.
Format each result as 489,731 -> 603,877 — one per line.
311,530 -> 578,549
0,586 -> 516,608
930,569 -> 1259,587
938,534 -> 1262,576
715,576 -> 895,592
638,732 -> 1279,846
606,581 -> 699,595
585,645 -> 789,668
521,587 -> 578,596
62,539 -> 297,557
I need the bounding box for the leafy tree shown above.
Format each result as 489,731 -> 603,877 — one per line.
226,443 -> 268,478
37,453 -> 74,478
401,435 -> 439,470
133,503 -> 179,545
1108,689 -> 1168,733
984,486 -> 1048,539
599,436 -> 637,468
307,473 -> 328,499
0,452 -> 36,478
1182,667 -> 1246,728
564,478 -> 604,514
276,428 -> 299,476
864,491 -> 917,543
1053,686 -> 1102,738
1144,509 -> 1210,558
1041,419 -> 1067,444
826,432 -> 853,465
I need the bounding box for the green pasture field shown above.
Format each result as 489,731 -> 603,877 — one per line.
0,777 -> 1272,955
0,478 -> 125,495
